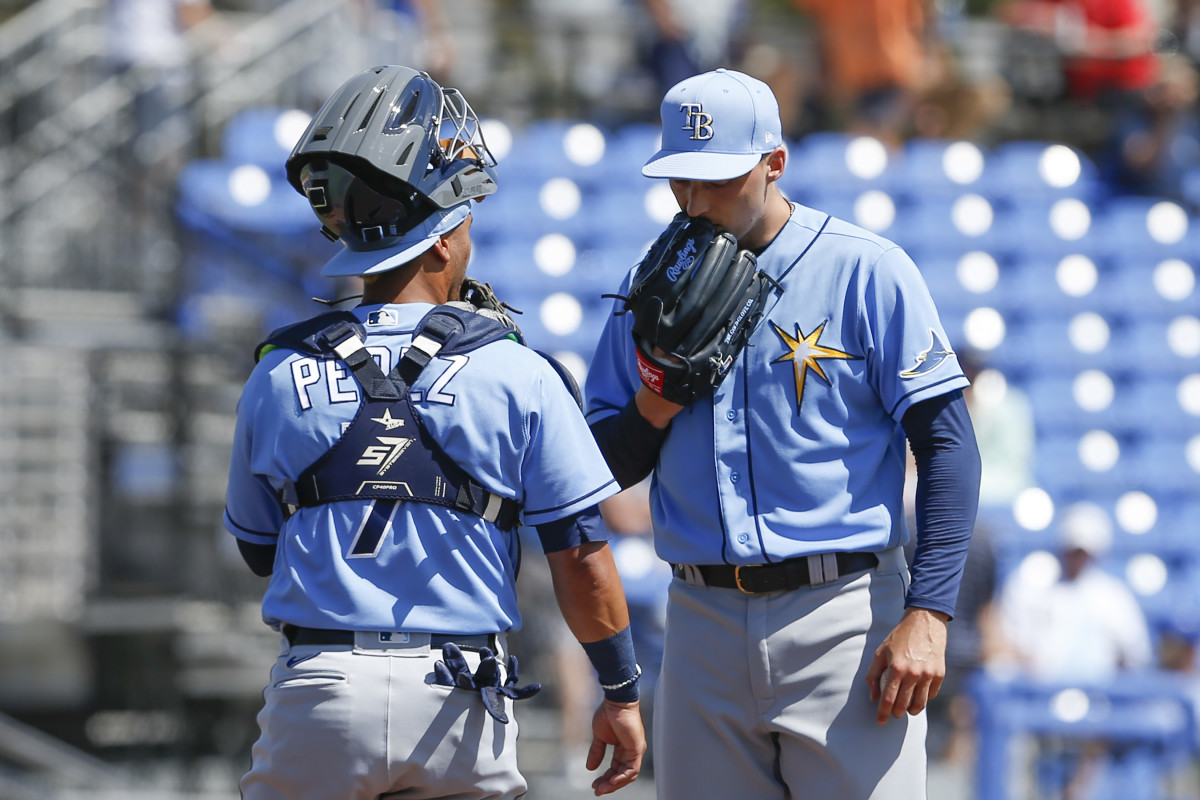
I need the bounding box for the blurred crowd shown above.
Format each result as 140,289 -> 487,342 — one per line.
85,0 -> 1200,206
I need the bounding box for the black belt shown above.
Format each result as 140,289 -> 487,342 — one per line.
673,552 -> 879,594
282,625 -> 497,652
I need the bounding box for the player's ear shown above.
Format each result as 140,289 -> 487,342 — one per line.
765,147 -> 786,183
429,232 -> 454,263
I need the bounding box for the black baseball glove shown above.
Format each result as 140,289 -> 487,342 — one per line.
622,214 -> 773,405
449,276 -> 523,338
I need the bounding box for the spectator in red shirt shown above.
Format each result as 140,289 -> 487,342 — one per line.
1002,0 -> 1160,104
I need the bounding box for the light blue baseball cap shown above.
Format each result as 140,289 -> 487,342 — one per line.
320,202 -> 472,278
642,68 -> 783,182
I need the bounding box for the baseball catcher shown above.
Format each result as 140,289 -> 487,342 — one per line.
621,214 -> 773,405
227,65 -> 645,800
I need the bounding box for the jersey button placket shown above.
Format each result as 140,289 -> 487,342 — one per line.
712,388 -> 756,561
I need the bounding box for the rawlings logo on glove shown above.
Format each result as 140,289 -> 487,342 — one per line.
621,214 -> 774,406
636,353 -> 667,395
666,240 -> 697,282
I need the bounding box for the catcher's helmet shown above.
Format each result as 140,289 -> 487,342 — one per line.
285,66 -> 498,256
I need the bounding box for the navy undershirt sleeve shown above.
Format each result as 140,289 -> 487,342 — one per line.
238,539 -> 276,577
535,504 -> 610,554
589,399 -> 669,489
900,390 -> 982,619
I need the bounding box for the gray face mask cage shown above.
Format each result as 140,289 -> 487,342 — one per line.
432,85 -> 497,170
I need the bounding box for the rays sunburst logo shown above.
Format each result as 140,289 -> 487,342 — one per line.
771,320 -> 861,413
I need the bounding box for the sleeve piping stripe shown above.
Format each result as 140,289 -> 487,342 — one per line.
224,510 -> 279,540
888,376 -> 969,419
523,479 -> 618,517
585,405 -> 622,422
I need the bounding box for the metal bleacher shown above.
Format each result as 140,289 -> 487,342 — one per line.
0,0 -> 383,795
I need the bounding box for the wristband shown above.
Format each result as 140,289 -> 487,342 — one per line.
580,627 -> 641,703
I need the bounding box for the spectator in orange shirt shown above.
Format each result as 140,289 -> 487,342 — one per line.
791,0 -> 934,145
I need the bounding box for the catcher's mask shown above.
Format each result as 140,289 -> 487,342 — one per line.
286,65 -> 498,265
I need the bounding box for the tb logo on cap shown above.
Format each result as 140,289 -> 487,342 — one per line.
679,103 -> 714,141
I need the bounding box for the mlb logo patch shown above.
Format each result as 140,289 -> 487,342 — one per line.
367,309 -> 399,326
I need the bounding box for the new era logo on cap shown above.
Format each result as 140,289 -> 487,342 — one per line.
643,69 -> 783,182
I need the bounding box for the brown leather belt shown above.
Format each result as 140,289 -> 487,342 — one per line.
673,552 -> 879,594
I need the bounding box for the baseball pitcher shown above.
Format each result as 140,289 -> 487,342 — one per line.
586,69 -> 982,800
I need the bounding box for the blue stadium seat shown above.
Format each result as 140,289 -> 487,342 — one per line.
604,122 -> 661,176
971,670 -> 1196,800
1104,256 -> 1197,320
917,252 -> 1009,320
1002,252 -> 1115,319
1117,377 -> 1199,438
1120,436 -> 1200,496
889,193 -> 1009,259
786,132 -> 898,197
1032,435 -> 1090,494
977,140 -> 1104,204
1153,498 -> 1200,557
1108,317 -> 1200,378
175,156 -> 334,345
890,138 -> 989,202
1024,374 -> 1126,436
572,246 -> 642,298
497,119 -> 612,191
1091,197 -> 1197,261
220,107 -> 313,178
496,119 -> 577,178
471,236 -> 624,306
998,313 -> 1123,376
585,183 -> 673,250
513,293 -> 610,362
1001,196 -> 1103,260
177,159 -> 314,235
785,187 -> 859,224
472,175 -> 595,245
1035,430 -> 1130,497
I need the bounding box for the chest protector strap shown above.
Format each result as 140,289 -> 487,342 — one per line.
259,308 -> 522,530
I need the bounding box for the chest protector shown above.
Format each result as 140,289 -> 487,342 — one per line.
255,306 -> 523,530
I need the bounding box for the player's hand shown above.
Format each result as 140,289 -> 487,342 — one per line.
635,385 -> 684,430
865,607 -> 949,725
586,699 -> 645,795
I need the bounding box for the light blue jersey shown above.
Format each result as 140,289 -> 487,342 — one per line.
225,302 -> 619,634
586,203 -> 968,567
